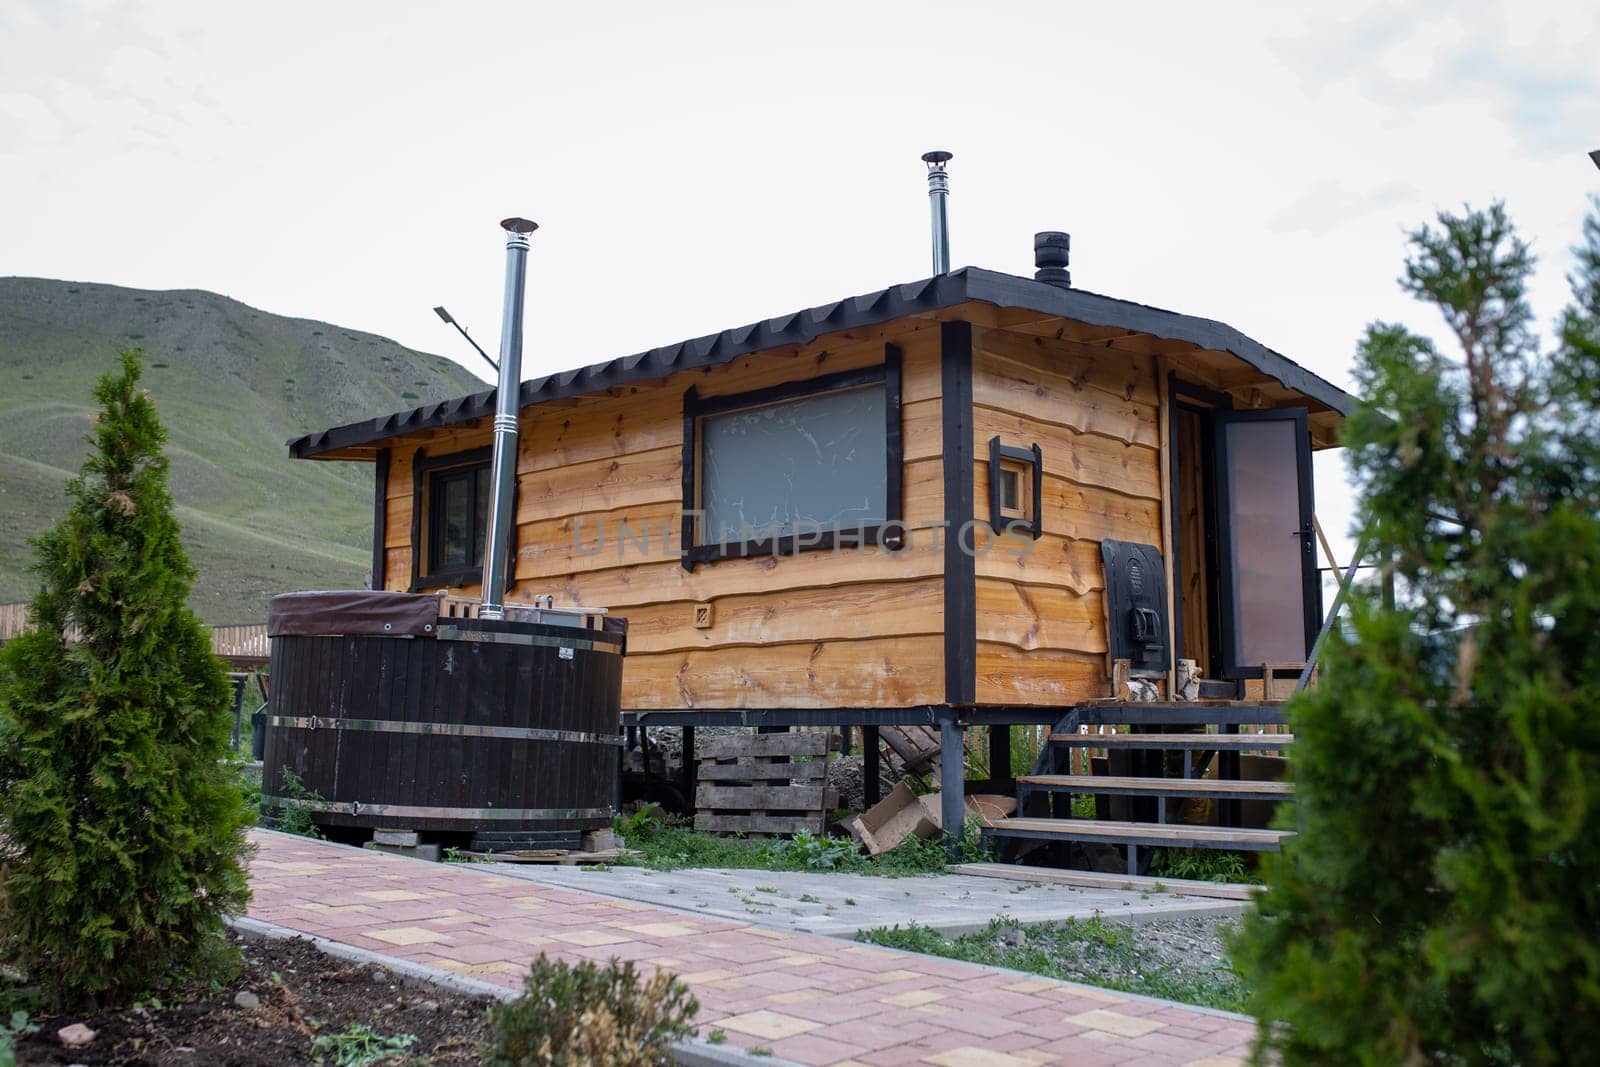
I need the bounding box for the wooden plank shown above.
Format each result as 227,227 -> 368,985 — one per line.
971,349 -> 1160,449
975,643 -> 1109,706
973,326 -> 1162,408
697,732 -> 831,759
515,445 -> 681,522
976,577 -> 1108,655
1048,732 -> 1295,750
1017,774 -> 1293,798
695,784 -> 831,809
694,813 -> 826,834
974,534 -> 1104,593
693,761 -> 827,782
604,578 -> 944,655
988,817 -> 1291,849
948,862 -> 1262,900
972,403 -> 1161,500
975,462 -> 1163,545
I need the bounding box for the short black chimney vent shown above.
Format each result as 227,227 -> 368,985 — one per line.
1034,231 -> 1071,289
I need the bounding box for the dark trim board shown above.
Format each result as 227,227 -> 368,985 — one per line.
619,706 -> 1071,729
941,321 -> 976,706
371,447 -> 389,589
289,267 -> 1352,460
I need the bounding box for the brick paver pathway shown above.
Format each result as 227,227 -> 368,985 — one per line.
247,830 -> 1255,1066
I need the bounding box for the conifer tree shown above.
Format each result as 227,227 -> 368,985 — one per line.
1236,202 -> 1600,1063
0,351 -> 253,1007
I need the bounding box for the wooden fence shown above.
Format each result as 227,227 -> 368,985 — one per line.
0,603 -> 268,668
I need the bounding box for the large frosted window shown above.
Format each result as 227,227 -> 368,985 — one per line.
1219,418 -> 1310,666
699,384 -> 887,545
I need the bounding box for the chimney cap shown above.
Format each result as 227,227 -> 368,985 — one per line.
921,150 -> 953,166
500,217 -> 539,234
1034,231 -> 1071,289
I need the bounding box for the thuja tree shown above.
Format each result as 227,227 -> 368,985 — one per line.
0,352 -> 253,1007
1235,201 -> 1600,1063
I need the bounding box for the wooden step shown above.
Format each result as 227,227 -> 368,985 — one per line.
1071,701 -> 1289,728
1017,774 -> 1292,801
949,862 -> 1262,901
985,817 -> 1291,851
1048,732 -> 1294,750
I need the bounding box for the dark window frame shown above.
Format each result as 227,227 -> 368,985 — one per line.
1166,374 -> 1232,679
409,445 -> 516,591
986,435 -> 1043,539
1209,406 -> 1320,680
680,344 -> 904,570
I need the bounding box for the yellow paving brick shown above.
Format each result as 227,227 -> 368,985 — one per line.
293,902 -> 373,915
775,953 -> 827,967
550,929 -> 633,947
1002,979 -> 1059,994
764,989 -> 828,1004
622,922 -> 699,938
679,969 -> 737,983
927,1048 -> 1040,1067
357,889 -> 430,902
465,961 -> 525,976
1048,984 -> 1125,1004
415,956 -> 473,974
880,989 -> 946,1007
1011,1051 -> 1060,1065
643,956 -> 687,968
744,927 -> 796,940
1062,1009 -> 1165,1038
843,946 -> 898,959
517,936 -> 552,947
912,1004 -> 952,1016
367,926 -> 452,947
714,1009 -> 822,1040
1183,1058 -> 1246,1067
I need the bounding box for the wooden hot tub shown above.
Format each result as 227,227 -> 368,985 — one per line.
260,591 -> 623,845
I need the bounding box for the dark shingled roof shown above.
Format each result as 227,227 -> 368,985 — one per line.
288,266 -> 1352,459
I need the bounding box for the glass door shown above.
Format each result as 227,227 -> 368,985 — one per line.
1211,408 -> 1319,678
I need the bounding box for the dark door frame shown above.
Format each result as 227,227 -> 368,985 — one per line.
1209,406 -> 1320,680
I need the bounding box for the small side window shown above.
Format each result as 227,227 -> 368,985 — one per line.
988,436 -> 1042,538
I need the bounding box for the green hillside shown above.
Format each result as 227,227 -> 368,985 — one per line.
0,277 -> 484,623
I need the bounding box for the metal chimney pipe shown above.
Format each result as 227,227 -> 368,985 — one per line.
1034,231 -> 1071,289
478,216 -> 538,621
922,150 -> 953,274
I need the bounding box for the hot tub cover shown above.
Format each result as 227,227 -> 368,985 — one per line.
267,590 -> 440,638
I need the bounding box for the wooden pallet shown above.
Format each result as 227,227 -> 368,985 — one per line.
695,731 -> 838,836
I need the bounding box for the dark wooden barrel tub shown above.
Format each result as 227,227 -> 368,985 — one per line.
260,591 -> 623,842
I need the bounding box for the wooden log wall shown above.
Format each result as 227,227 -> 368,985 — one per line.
967,324 -> 1165,705
380,317 -> 951,711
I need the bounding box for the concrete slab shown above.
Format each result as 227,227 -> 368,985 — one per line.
483,863 -> 1247,937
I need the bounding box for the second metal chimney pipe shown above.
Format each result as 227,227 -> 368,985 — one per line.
922,150 -> 953,274
478,216 -> 538,621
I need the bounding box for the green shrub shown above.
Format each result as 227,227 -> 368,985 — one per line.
311,1023 -> 417,1066
1235,202 -> 1600,1063
0,351 -> 254,1009
487,955 -> 697,1066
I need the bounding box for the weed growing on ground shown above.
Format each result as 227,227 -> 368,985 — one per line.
1147,849 -> 1255,884
488,955 -> 696,1066
616,814 -> 959,876
270,768 -> 325,840
0,1012 -> 40,1067
859,917 -> 1249,1013
311,1023 -> 417,1066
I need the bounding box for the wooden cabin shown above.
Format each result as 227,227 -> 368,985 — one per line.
289,261 -> 1350,849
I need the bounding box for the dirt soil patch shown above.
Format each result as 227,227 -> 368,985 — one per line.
12,932 -> 494,1065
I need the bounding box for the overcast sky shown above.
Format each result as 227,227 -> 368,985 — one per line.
3,0 -> 1597,561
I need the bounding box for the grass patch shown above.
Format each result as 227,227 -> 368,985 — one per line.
859,918 -> 1249,1013
1147,849 -> 1259,884
615,813 -> 986,877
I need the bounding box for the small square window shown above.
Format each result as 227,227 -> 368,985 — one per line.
988,436 -> 1042,538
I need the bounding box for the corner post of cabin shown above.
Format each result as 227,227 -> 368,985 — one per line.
939,318 -> 976,857
370,447 -> 390,590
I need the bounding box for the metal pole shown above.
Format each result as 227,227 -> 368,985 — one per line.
922,150 -> 952,275
478,216 -> 538,620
